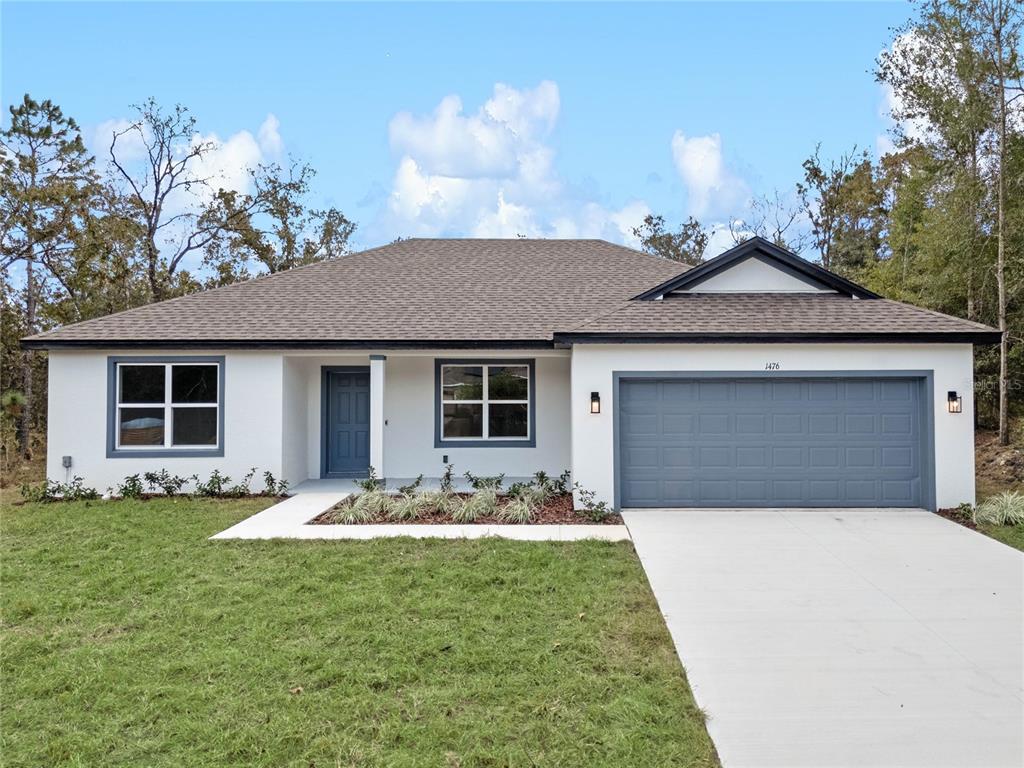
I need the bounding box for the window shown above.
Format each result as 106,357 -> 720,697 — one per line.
436,360 -> 534,446
108,357 -> 224,456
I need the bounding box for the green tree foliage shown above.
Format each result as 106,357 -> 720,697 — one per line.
632,214 -> 708,265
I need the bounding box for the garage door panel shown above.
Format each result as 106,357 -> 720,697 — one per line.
619,376 -> 925,508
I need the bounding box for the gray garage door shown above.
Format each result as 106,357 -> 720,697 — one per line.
618,377 -> 926,508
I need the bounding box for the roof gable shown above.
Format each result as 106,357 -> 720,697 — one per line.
634,237 -> 880,300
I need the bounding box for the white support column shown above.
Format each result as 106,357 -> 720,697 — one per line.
369,355 -> 386,479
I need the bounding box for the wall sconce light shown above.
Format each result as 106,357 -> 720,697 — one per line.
590,391 -> 601,414
947,391 -> 962,414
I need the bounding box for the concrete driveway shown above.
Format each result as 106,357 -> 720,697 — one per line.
623,508 -> 1024,768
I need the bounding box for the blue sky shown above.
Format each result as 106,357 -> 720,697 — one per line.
3,2 -> 911,256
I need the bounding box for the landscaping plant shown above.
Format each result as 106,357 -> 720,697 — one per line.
974,491 -> 1024,526
262,471 -> 289,497
574,483 -> 613,522
397,474 -> 424,495
355,467 -> 381,493
195,470 -> 231,497
115,474 -> 145,499
144,469 -> 191,496
228,467 -> 258,497
499,496 -> 536,525
20,476 -> 100,503
452,488 -> 498,522
464,471 -> 504,490
439,462 -> 456,492
352,490 -> 394,520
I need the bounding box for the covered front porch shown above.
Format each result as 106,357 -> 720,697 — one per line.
279,350 -> 572,488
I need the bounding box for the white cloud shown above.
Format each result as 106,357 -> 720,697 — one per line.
92,118 -> 147,163
670,131 -> 749,218
257,113 -> 283,157
375,81 -> 651,245
188,127 -> 264,199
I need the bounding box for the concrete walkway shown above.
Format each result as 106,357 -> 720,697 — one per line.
623,508 -> 1024,768
211,479 -> 629,541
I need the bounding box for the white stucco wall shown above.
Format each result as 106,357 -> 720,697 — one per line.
286,351 -> 572,480
46,350 -> 285,493
570,344 -> 977,510
677,256 -> 834,293
281,356 -> 308,485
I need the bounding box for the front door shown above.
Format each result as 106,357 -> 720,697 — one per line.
323,367 -> 371,477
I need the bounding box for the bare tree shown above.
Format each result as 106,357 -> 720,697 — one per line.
729,191 -> 811,253
108,99 -> 269,300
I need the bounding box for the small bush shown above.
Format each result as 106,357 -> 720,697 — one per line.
334,499 -> 377,524
262,471 -> 289,496
507,481 -> 533,499
574,483 -> 613,522
452,488 -> 498,522
418,489 -> 459,515
143,469 -> 191,496
116,474 -> 145,499
974,492 -> 1024,526
464,471 -> 504,490
21,477 -> 100,503
439,463 -> 456,493
195,470 -> 231,497
397,474 -> 424,495
499,496 -> 535,524
552,470 -> 572,494
353,490 -> 394,519
227,467 -> 257,497
356,467 -> 381,493
388,492 -> 433,521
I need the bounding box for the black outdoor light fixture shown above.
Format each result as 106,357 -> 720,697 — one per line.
947,390 -> 963,414
590,391 -> 601,414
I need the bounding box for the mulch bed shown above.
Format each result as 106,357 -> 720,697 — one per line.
935,507 -> 978,530
309,492 -> 622,526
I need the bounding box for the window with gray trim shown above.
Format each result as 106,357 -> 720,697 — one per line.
436,360 -> 535,446
112,360 -> 221,451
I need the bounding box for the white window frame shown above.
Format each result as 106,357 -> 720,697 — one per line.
115,362 -> 221,451
440,363 -> 531,442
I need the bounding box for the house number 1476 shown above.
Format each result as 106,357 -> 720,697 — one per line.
765,362 -> 781,370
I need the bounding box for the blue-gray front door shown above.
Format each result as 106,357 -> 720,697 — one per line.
618,376 -> 925,508
323,367 -> 371,478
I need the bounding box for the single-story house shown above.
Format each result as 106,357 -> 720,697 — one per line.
23,236 -> 999,510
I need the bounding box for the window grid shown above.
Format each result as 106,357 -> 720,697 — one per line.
115,363 -> 220,450
441,364 -> 529,441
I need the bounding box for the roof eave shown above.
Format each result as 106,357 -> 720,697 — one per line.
553,331 -> 1003,345
20,337 -> 558,351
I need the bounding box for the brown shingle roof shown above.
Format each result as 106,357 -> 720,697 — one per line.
22,239 -> 683,347
22,239 -> 998,348
558,293 -> 998,341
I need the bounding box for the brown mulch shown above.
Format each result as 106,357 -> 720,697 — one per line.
935,507 -> 978,530
309,492 -> 622,526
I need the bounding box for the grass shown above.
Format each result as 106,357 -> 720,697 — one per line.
0,497 -> 717,768
977,522 -> 1024,552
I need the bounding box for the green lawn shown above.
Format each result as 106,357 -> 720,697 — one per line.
1,497 -> 717,768
978,522 -> 1024,552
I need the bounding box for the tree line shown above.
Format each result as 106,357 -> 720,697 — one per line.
634,0 -> 1023,445
1,97 -> 356,467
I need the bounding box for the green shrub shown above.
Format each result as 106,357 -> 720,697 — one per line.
452,488 -> 498,522
397,474 -> 424,495
227,467 -> 257,497
143,469 -> 191,496
439,463 -> 456,493
195,470 -> 231,497
574,483 -> 613,522
552,470 -> 572,494
974,492 -> 1024,526
353,490 -> 394,519
417,489 -> 458,515
464,471 -> 504,490
115,474 -> 145,499
333,499 -> 376,524
21,477 -> 100,503
262,471 -> 289,496
388,492 -> 432,521
499,496 -> 535,524
356,467 -> 381,493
